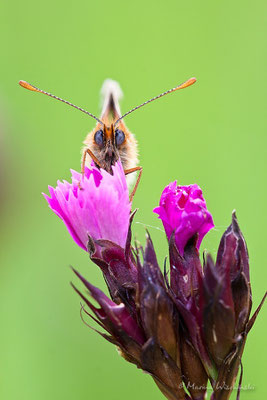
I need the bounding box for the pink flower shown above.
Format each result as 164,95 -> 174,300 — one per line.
154,182 -> 214,255
43,161 -> 131,251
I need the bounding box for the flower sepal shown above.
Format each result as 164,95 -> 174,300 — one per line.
85,212 -> 139,316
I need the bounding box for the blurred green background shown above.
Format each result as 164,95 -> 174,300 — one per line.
0,0 -> 266,399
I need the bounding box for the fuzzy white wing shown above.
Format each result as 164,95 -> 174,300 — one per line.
100,79 -> 123,118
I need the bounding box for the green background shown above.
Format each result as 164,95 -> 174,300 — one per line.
0,1 -> 266,399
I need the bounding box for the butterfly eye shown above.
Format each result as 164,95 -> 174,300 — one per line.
94,130 -> 104,146
115,129 -> 125,146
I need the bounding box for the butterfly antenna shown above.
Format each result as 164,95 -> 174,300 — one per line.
115,77 -> 196,125
19,80 -> 104,126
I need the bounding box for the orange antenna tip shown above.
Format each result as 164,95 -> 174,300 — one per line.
19,80 -> 39,92
175,77 -> 197,91
19,80 -> 103,125
115,76 -> 197,125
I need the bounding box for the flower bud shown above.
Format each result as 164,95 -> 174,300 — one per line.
202,254 -> 236,367
203,213 -> 265,399
180,332 -> 208,400
138,234 -> 179,362
154,182 -> 214,255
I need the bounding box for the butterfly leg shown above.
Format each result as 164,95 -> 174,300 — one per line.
81,148 -> 104,176
78,148 -> 105,190
124,166 -> 143,202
